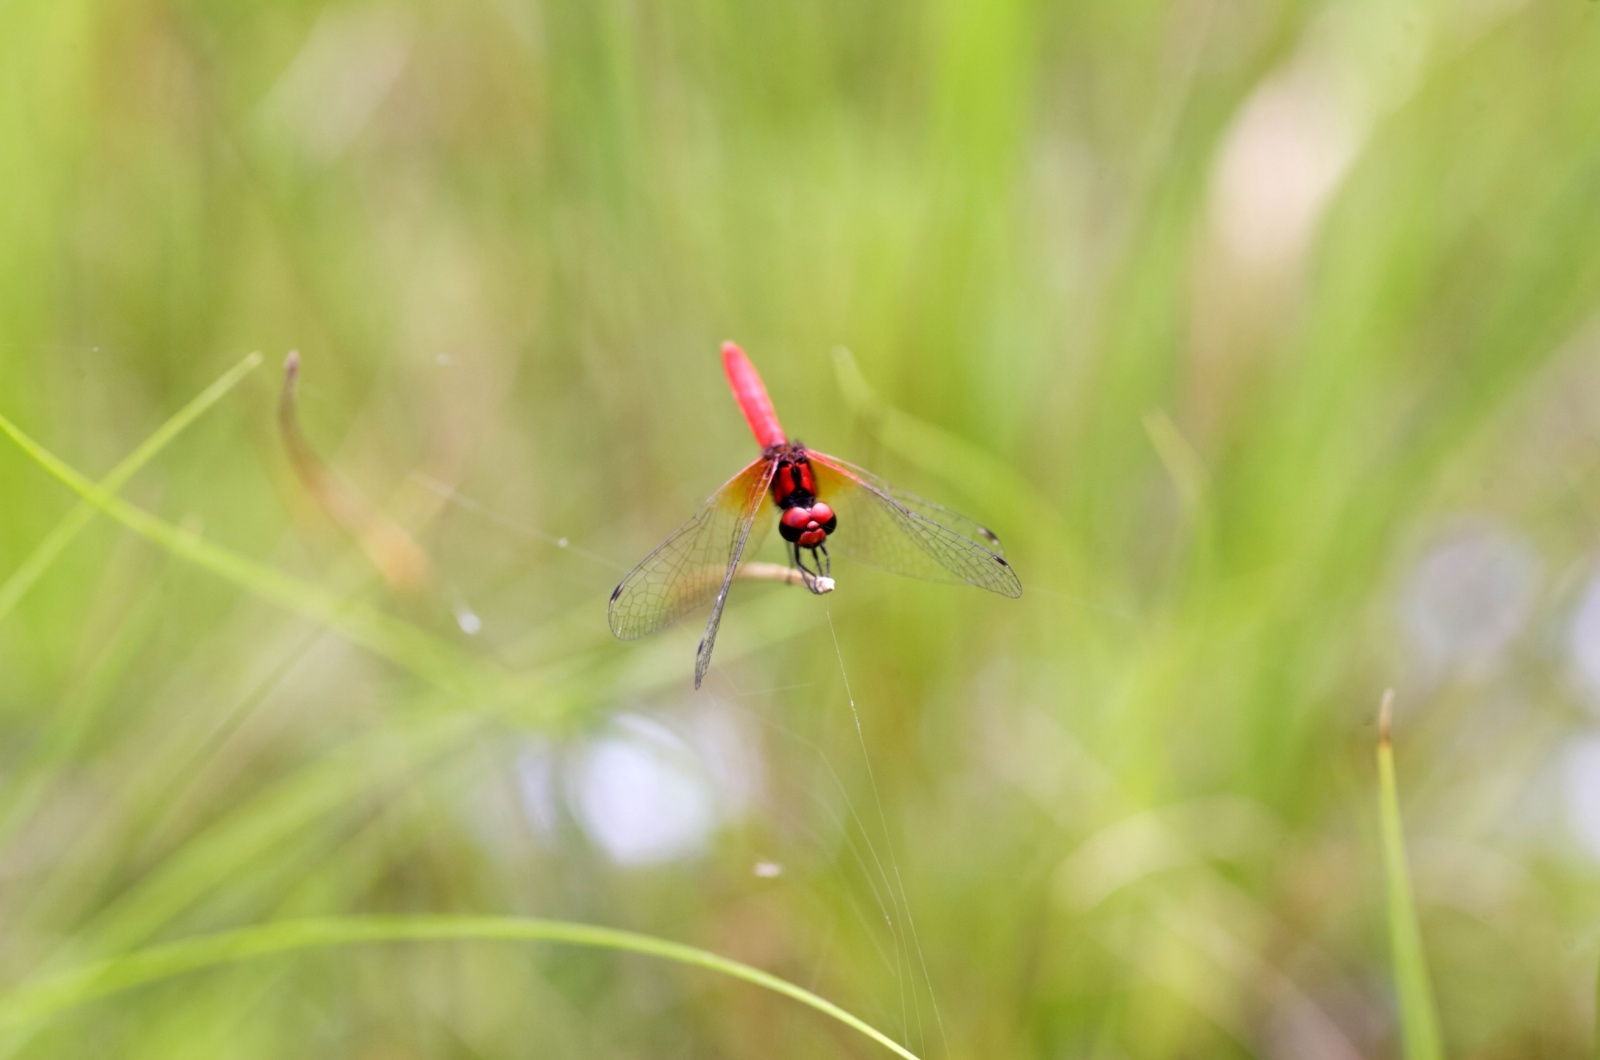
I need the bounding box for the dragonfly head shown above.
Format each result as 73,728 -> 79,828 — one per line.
779,499 -> 836,549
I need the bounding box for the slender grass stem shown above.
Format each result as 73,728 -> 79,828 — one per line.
1377,689 -> 1443,1060
0,351 -> 263,624
0,915 -> 921,1060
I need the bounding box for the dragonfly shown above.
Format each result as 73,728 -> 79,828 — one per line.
608,342 -> 1021,688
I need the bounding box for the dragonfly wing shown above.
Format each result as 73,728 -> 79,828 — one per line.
608,458 -> 776,642
808,451 -> 1021,597
694,458 -> 779,688
828,460 -> 1008,557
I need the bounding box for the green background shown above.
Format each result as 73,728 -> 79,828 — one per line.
3,0 -> 1600,1055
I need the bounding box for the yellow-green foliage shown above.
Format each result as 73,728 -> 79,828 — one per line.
2,0 -> 1599,1056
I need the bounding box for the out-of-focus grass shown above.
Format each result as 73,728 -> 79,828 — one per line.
0,353 -> 263,626
4,0 -> 1600,1056
0,401 -> 471,691
0,352 -> 261,851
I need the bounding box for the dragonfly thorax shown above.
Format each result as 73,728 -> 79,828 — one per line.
768,446 -> 817,504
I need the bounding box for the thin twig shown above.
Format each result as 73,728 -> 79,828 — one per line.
738,562 -> 834,592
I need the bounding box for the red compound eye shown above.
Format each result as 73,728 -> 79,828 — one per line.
781,507 -> 812,530
810,502 -> 833,524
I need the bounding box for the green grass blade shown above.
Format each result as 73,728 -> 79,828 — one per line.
0,351 -> 263,624
0,915 -> 922,1060
1377,690 -> 1443,1060
0,407 -> 472,691
0,353 -> 264,840
72,712 -> 483,955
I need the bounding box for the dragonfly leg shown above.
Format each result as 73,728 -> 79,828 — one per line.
790,540 -> 814,589
790,541 -> 820,593
789,541 -> 831,595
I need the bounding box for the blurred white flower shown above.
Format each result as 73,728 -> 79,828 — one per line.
514,742 -> 562,834
571,734 -> 717,866
1561,734 -> 1600,862
453,601 -> 482,635
565,710 -> 762,867
685,708 -> 763,811
1208,64 -> 1358,269
1399,524 -> 1539,677
1566,567 -> 1600,706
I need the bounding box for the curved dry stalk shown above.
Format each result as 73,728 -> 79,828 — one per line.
280,352 -> 431,593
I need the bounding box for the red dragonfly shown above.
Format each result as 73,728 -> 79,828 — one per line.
609,342 -> 1021,687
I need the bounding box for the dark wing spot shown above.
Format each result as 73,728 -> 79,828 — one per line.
996,556 -> 1011,567
610,583 -> 623,602
979,527 -> 1001,546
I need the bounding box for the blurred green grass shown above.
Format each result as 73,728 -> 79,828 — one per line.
4,0 -> 1600,1056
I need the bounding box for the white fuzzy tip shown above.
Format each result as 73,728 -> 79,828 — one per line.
816,577 -> 835,593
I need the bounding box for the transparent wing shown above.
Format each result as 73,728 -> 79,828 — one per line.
807,450 -> 1021,597
821,458 -> 1010,557
693,459 -> 779,689
608,458 -> 776,643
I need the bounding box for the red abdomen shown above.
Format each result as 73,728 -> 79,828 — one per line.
722,342 -> 787,449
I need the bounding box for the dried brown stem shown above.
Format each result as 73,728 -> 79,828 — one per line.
279,352 -> 431,593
